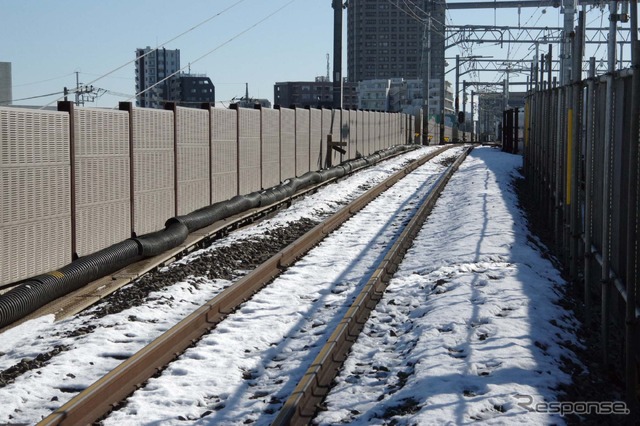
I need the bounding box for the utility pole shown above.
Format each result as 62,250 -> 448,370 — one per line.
75,71 -> 80,106
454,54 -> 460,142
332,0 -> 344,109
560,0 -> 577,85
434,0 -> 446,145
73,71 -> 98,106
462,80 -> 467,142
470,89 -> 475,142
422,10 -> 432,145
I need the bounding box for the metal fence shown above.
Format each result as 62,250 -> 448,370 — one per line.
0,102 -> 414,287
523,68 -> 639,403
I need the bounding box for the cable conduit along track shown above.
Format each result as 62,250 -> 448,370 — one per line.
37,145 -> 453,426
273,145 -> 474,425
0,145 -> 418,332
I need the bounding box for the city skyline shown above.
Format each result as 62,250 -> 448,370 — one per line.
1,1 -> 624,110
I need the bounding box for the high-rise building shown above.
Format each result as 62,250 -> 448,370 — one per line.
134,48 -> 216,108
171,74 -> 215,107
274,78 -> 358,109
135,47 -> 180,108
346,0 -> 446,113
0,62 -> 12,106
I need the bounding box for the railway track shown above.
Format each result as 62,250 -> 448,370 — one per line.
29,145 -> 471,425
0,145 -> 428,332
0,144 -> 472,424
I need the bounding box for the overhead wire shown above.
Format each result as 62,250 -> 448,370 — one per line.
127,0 -> 299,105
12,73 -> 76,88
0,91 -> 66,104
40,0 -> 248,109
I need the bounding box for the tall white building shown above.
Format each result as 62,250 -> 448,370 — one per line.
135,47 -> 180,108
0,62 -> 12,106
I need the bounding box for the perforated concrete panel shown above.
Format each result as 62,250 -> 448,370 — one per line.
309,108 -> 322,170
176,107 -> 210,216
238,108 -> 261,194
340,110 -> 351,161
211,108 -> 238,203
261,108 -> 280,189
348,110 -> 358,159
131,107 -> 175,236
74,108 -> 130,257
330,109 -> 342,166
382,113 -> 389,149
356,110 -> 364,158
0,107 -> 71,285
412,116 -> 417,143
321,109 -> 332,168
280,107 -> 295,180
295,108 -> 310,176
363,111 -> 371,156
373,112 -> 381,152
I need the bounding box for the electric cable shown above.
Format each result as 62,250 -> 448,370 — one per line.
127,0 -> 299,105
0,91 -> 66,104
12,73 -> 75,88
39,0 -> 248,109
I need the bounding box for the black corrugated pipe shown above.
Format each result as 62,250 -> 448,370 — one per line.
0,240 -> 141,328
0,144 -> 418,329
135,219 -> 190,258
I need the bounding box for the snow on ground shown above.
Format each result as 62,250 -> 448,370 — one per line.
101,147 -> 465,426
316,147 -> 581,425
0,146 -> 440,424
0,146 -> 581,425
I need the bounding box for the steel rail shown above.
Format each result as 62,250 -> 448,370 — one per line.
273,146 -> 474,425
1,146 -> 421,333
38,145 -> 453,426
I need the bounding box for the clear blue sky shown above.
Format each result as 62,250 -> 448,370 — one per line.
0,0 -> 623,109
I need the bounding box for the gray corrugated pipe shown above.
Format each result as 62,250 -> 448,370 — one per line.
0,145 -> 417,329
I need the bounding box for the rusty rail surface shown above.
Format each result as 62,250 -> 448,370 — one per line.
38,146 -> 453,426
273,146 -> 473,425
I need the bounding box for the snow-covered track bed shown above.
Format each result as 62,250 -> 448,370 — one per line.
0,146 -> 426,333
37,146 -> 468,426
0,145 -> 458,424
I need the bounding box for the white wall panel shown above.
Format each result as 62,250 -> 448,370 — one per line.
356,110 -> 364,158
321,109 -> 332,168
348,110 -> 357,160
74,108 -> 130,256
330,109 -> 342,166
309,108 -> 323,170
261,108 -> 280,188
176,107 -> 210,216
371,111 -> 382,152
340,110 -> 351,161
131,107 -> 174,235
295,108 -> 310,176
0,107 -> 71,285
280,107 -> 295,180
363,111 -> 371,156
211,108 -> 238,203
238,108 -> 261,194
